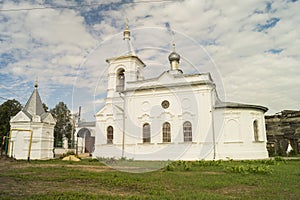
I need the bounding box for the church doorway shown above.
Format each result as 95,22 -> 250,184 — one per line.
77,128 -> 95,153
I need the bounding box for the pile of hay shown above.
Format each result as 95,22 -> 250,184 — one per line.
62,155 -> 80,162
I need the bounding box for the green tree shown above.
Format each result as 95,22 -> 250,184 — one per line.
42,103 -> 48,112
0,99 -> 22,144
50,102 -> 73,147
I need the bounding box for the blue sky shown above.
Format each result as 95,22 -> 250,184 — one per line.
0,0 -> 299,121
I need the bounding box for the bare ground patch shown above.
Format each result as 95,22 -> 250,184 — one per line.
202,171 -> 225,175
216,185 -> 257,195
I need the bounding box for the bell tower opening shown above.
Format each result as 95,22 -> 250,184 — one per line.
116,68 -> 125,92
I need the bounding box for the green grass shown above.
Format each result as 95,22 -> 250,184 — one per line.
0,158 -> 299,199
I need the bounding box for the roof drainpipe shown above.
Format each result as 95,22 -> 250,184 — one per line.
211,88 -> 216,160
119,92 -> 125,158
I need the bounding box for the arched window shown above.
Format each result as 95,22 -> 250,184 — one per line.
183,121 -> 192,142
116,68 -> 125,92
143,123 -> 151,143
107,126 -> 113,144
253,120 -> 259,141
162,122 -> 171,143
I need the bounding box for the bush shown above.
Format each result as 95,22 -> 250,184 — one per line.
274,156 -> 286,163
163,163 -> 175,171
267,146 -> 275,157
288,149 -> 297,156
195,160 -> 223,167
227,165 -> 272,174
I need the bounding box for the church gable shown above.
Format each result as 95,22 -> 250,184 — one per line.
96,104 -> 112,116
96,103 -> 123,117
10,111 -> 31,123
156,72 -> 177,85
41,113 -> 56,124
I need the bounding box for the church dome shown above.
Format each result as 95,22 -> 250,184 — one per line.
168,51 -> 180,62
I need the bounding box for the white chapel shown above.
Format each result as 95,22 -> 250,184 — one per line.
9,83 -> 56,160
93,25 -> 269,160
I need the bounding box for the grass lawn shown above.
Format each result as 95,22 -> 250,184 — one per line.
0,157 -> 299,199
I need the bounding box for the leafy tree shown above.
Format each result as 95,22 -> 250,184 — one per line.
0,99 -> 22,144
50,102 -> 73,147
42,103 -> 48,112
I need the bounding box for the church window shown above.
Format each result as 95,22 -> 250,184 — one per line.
116,68 -> 125,92
162,122 -> 171,142
183,121 -> 192,142
253,120 -> 259,141
107,126 -> 113,144
161,100 -> 170,109
143,123 -> 151,143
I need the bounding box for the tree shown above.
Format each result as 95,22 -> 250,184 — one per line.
42,103 -> 48,112
0,99 -> 22,144
50,102 -> 73,147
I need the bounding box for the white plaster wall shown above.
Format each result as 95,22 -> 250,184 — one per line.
94,80 -> 218,160
214,108 -> 269,160
10,122 -> 54,160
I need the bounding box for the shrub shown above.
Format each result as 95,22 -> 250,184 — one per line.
163,163 -> 175,171
274,156 -> 286,163
288,149 -> 297,157
226,165 -> 273,174
195,160 -> 223,167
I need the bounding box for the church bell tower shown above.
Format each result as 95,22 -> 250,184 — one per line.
106,23 -> 146,99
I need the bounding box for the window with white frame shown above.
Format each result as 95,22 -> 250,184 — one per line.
162,122 -> 171,143
183,121 -> 192,142
143,123 -> 151,143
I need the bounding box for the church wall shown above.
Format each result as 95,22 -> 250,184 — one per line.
96,116 -> 123,145
94,83 -> 218,160
124,84 -> 214,144
94,84 -> 269,160
40,124 -> 55,159
214,108 -> 268,160
93,142 -> 217,160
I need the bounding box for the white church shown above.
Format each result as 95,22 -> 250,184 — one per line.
93,25 -> 269,161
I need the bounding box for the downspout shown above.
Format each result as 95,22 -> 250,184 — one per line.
28,130 -> 33,161
211,88 -> 216,160
119,92 -> 125,158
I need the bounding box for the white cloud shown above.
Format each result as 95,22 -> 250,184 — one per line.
1,0 -> 299,119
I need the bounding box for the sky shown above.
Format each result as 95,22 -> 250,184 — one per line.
0,0 -> 299,121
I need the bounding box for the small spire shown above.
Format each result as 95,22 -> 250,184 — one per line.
171,30 -> 176,51
34,78 -> 38,88
123,18 -> 130,40
168,30 -> 181,73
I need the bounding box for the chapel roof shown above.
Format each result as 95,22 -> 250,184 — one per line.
23,83 -> 45,117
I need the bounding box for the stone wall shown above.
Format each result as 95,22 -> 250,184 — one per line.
265,110 -> 300,156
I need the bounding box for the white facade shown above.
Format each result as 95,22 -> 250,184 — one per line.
9,84 -> 56,160
94,26 -> 269,161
